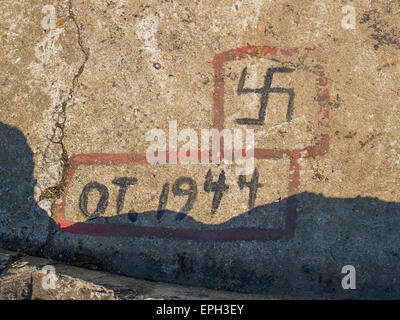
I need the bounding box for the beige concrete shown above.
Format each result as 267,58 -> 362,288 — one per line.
1,0 -> 400,298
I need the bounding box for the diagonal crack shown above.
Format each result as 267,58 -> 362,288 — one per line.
40,0 -> 89,201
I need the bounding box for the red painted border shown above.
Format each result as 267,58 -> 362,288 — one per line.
55,46 -> 330,241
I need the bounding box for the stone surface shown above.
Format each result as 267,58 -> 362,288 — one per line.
0,249 -> 269,300
0,0 -> 400,298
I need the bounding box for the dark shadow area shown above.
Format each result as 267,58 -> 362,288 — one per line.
58,183 -> 400,299
0,122 -> 55,254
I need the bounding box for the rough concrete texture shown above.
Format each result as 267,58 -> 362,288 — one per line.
0,249 -> 269,300
1,0 -> 400,298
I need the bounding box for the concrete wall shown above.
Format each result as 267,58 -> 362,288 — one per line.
1,0 -> 400,298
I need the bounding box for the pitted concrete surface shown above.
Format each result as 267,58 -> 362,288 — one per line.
1,0 -> 400,298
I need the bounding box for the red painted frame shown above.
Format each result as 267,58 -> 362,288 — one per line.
55,46 -> 330,241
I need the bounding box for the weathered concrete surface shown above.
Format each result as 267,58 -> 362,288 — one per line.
1,0 -> 400,298
0,249 -> 269,300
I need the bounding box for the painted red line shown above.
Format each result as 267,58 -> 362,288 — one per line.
67,134 -> 329,166
60,222 -> 289,241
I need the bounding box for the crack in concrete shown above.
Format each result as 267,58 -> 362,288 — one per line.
40,0 -> 89,202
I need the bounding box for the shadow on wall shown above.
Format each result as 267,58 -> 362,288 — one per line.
1,121 -> 400,298
0,122 -> 55,254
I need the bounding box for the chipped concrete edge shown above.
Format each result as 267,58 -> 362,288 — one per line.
0,248 -> 276,300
